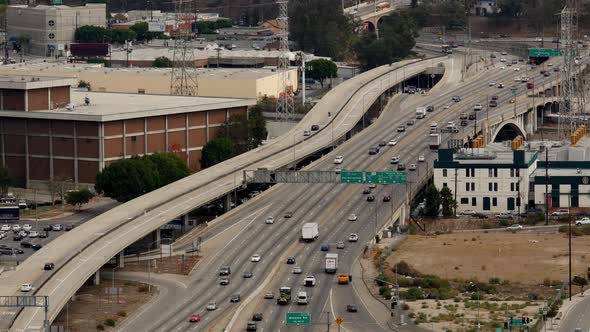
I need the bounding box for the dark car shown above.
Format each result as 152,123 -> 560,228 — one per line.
397,163 -> 406,171
472,213 -> 488,219
252,313 -> 263,321
347,304 -> 358,312
406,120 -> 415,126
43,225 -> 53,232
65,225 -> 74,231
468,113 -> 476,120
362,188 -> 371,195
452,96 -> 461,102
44,263 -> 55,270
310,124 -> 320,131
31,244 -> 42,250
378,141 -> 387,147
38,232 -> 48,239
13,235 -> 23,241
230,294 -> 241,303
287,257 -> 296,264
368,147 -> 379,155
383,195 -> 391,202
491,95 -> 499,100
489,100 -> 498,107
460,120 -> 468,126
20,241 -> 32,248
284,212 -> 293,218
243,271 -> 253,278
426,105 -> 434,112
366,195 -> 375,202
246,321 -> 257,331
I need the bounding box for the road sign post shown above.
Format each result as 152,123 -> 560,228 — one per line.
286,312 -> 311,325
336,317 -> 343,332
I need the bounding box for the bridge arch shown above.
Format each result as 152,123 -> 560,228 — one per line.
491,120 -> 527,143
363,21 -> 376,33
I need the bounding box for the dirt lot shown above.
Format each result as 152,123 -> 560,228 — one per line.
388,232 -> 590,284
52,278 -> 155,332
122,254 -> 201,275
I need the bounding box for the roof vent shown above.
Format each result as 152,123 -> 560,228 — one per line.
65,103 -> 76,111
577,168 -> 582,174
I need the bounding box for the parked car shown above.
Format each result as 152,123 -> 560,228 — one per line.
506,224 -> 523,231
552,209 -> 569,216
575,217 -> 590,226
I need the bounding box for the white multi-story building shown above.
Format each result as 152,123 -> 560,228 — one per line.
433,147 -> 537,214
7,4 -> 107,56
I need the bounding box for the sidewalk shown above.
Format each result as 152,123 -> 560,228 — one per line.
544,292 -> 588,331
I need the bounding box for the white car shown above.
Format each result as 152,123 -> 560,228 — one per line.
575,217 -> 590,226
12,224 -> 20,231
387,140 -> 397,146
461,210 -> 477,216
348,233 -> 359,242
418,155 -> 425,162
251,254 -> 261,262
348,214 -> 358,221
303,130 -> 310,136
303,275 -> 316,286
336,241 -> 345,249
500,66 -> 505,70
409,164 -> 417,171
551,209 -> 569,216
28,231 -> 38,238
22,224 -> 32,231
547,62 -> 553,67
1,224 -> 10,231
292,266 -> 302,274
489,82 -> 495,86
390,156 -> 400,164
514,76 -> 521,82
498,83 -> 505,88
334,156 -> 344,164
443,104 -> 450,109
265,217 -> 274,224
500,58 -> 507,62
335,167 -> 342,174
513,67 -> 520,71
506,224 -> 523,231
20,284 -> 34,292
206,302 -> 217,311
473,104 -> 483,111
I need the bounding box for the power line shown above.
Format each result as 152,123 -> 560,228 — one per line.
170,0 -> 199,96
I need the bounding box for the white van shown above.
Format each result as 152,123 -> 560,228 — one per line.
297,291 -> 308,305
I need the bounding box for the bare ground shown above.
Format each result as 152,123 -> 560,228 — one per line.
121,254 -> 201,275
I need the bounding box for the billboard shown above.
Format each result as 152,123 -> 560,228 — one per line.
148,21 -> 166,32
70,43 -> 110,57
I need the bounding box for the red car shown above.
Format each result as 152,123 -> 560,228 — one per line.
189,314 -> 201,323
526,82 -> 534,89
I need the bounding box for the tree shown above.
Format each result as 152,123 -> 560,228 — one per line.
497,0 -> 523,17
47,175 -> 73,206
130,22 -> 163,42
248,105 -> 268,146
192,19 -> 233,34
423,183 -> 441,218
65,188 -> 95,210
201,137 -> 233,169
95,153 -> 189,202
75,25 -> 136,44
222,105 -> 268,154
305,59 -> 338,88
0,164 -> 11,197
440,187 -> 456,217
153,56 -> 173,67
289,0 -> 357,60
573,275 -> 589,295
354,12 -> 418,70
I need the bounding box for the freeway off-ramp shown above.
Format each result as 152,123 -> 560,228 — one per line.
1,57 -> 438,331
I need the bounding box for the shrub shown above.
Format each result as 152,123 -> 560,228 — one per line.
393,261 -> 421,277
96,324 -> 105,331
138,285 -> 149,292
117,310 -> 127,317
104,318 -> 116,327
402,303 -> 410,310
379,286 -> 392,299
499,219 -> 510,227
405,287 -> 424,300
543,278 -> 552,287
489,277 -> 501,284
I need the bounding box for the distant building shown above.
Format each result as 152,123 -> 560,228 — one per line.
7,4 -> 107,56
0,75 -> 255,189
433,147 -> 537,214
470,0 -> 498,16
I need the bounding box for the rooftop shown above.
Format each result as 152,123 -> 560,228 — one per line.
532,167 -> 590,178
0,62 -> 291,80
110,47 -> 297,61
0,89 -> 255,122
0,75 -> 75,90
446,144 -> 537,165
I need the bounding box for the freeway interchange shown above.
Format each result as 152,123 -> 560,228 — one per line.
3,47 -> 584,332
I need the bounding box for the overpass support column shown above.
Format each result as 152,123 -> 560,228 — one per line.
117,251 -> 125,268
93,270 -> 100,285
152,229 -> 161,249
181,214 -> 190,233
223,192 -> 232,212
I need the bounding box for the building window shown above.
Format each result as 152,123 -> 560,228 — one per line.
443,169 -> 447,177
466,168 -> 470,177
471,197 -> 477,206
488,183 -> 492,191
492,197 -> 497,206
516,197 -> 521,207
488,168 -> 493,177
48,33 -> 55,39
131,136 -> 137,142
48,20 -> 55,26
494,183 -> 498,191
471,183 -> 475,191
516,168 -> 520,177
471,168 -> 476,177
510,168 -> 514,177
466,183 -> 470,191
460,198 -> 469,204
494,168 -> 498,177
516,183 -> 520,191
510,183 -> 515,191
138,89 -> 146,94
443,183 -> 448,188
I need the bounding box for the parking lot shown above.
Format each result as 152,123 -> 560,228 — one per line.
0,220 -> 78,264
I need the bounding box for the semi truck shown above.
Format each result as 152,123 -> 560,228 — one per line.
301,223 -> 319,242
277,286 -> 292,305
415,107 -> 426,119
429,133 -> 441,150
325,253 -> 338,273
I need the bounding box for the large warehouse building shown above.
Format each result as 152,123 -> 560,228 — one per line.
0,75 -> 255,189
0,62 -> 298,100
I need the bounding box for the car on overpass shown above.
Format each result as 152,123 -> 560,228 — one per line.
348,213 -> 357,221
265,216 -> 274,224
334,156 -> 344,164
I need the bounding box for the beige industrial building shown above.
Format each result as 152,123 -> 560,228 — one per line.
7,4 -> 107,56
0,62 -> 299,100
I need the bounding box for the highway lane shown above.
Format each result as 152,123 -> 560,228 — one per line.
7,57 -> 439,331
558,295 -> 590,332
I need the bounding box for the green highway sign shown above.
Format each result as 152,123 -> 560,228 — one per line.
340,170 -> 364,183
365,171 -> 407,184
286,312 -> 311,325
510,318 -> 524,327
529,48 -> 560,57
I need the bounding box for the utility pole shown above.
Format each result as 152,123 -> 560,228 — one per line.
453,169 -> 458,216
545,147 -> 549,225
326,311 -> 331,332
568,193 -> 572,300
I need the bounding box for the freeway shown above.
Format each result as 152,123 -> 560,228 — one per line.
2,57 -> 441,331
558,294 -> 590,332
113,51 -> 551,332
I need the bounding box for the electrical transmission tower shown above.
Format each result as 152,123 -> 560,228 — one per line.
558,1 -> 579,141
275,0 -> 294,120
170,0 -> 198,96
